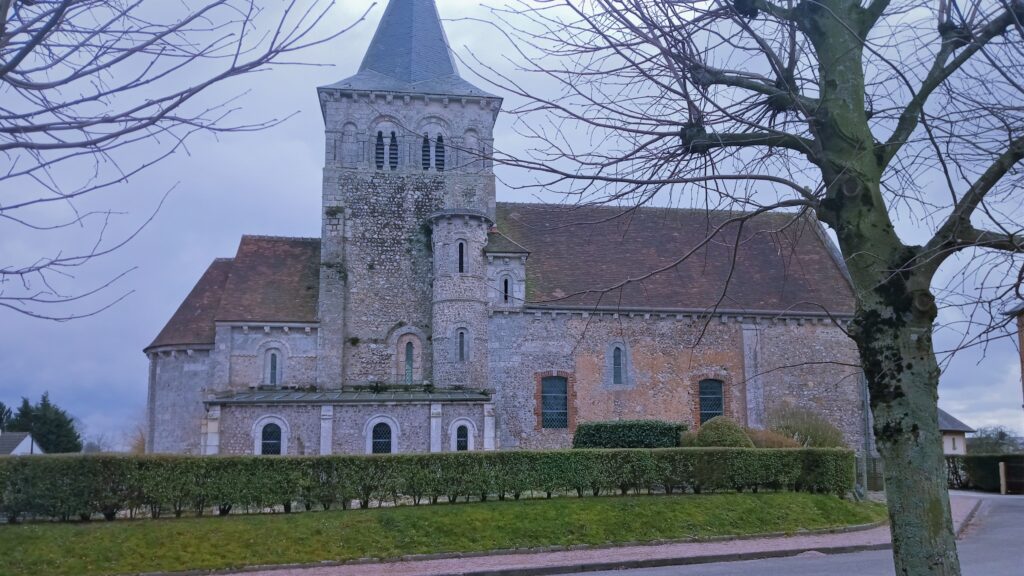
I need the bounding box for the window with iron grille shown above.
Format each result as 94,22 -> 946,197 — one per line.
261,423 -> 282,455
372,422 -> 392,454
699,379 -> 724,424
456,425 -> 469,451
541,376 -> 568,429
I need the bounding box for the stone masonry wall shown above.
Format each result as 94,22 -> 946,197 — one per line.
148,349 -> 212,454
488,311 -> 866,452
225,326 -> 318,390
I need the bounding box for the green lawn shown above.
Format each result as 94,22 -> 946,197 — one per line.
1,493 -> 887,576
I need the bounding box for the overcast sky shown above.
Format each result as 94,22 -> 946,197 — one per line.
1,1 -> 1021,448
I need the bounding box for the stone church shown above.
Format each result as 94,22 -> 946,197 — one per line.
145,0 -> 867,456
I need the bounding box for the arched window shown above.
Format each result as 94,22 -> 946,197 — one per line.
457,330 -> 467,362
503,278 -> 510,302
375,131 -> 385,170
421,135 -> 431,170
405,341 -> 415,384
612,347 -> 623,385
371,422 -> 392,454
449,419 -> 477,451
435,135 -> 445,171
457,241 -> 465,273
265,349 -> 283,386
389,132 -> 399,170
699,379 -> 724,424
261,423 -> 282,455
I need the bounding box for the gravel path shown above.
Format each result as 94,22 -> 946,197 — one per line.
229,494 -> 981,576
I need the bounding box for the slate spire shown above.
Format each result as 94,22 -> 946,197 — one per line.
322,0 -> 495,98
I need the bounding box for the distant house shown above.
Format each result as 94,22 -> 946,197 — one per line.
0,431 -> 44,455
938,409 -> 974,455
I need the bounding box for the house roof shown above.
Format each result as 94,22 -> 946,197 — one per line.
146,236 -> 320,352
214,236 -> 321,323
208,388 -> 491,405
494,203 -> 857,314
937,408 -> 975,433
320,0 -> 496,98
149,203 -> 858,351
0,432 -> 31,455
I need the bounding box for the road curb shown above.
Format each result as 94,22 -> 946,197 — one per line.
430,543 -> 895,576
956,498 -> 984,539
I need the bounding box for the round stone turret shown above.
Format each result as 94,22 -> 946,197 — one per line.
429,210 -> 492,389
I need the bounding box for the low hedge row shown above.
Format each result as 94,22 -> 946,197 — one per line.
0,448 -> 854,522
572,420 -> 687,448
947,454 -> 1024,491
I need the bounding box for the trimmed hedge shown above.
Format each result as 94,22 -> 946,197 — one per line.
572,420 -> 687,449
946,454 -> 1024,492
0,448 -> 855,522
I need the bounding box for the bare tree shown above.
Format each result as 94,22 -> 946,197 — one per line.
477,0 -> 1024,574
1,0 -> 370,320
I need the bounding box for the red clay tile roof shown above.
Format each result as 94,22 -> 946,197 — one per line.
214,236 -> 321,323
495,202 -> 856,315
146,258 -> 233,350
146,236 -> 320,351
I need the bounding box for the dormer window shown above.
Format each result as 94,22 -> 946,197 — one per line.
422,135 -> 431,170
389,132 -> 398,170
375,131 -> 385,170
435,135 -> 445,172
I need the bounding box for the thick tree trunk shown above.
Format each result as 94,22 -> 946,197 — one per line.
853,293 -> 961,576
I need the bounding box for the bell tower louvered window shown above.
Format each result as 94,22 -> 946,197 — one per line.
422,135 -> 431,170
435,135 -> 445,171
389,132 -> 399,170
375,131 -> 385,170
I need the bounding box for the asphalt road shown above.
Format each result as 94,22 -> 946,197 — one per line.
571,495 -> 1024,576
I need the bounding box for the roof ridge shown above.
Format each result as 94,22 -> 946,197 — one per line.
495,201 -> 802,217
240,234 -> 321,242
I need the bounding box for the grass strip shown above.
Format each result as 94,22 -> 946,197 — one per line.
1,492 -> 887,576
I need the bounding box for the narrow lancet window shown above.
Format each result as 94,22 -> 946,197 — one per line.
435,135 -> 445,172
375,131 -> 385,170
458,242 -> 465,273
612,347 -> 623,385
458,330 -> 466,362
389,132 -> 399,170
269,352 -> 278,385
503,278 -> 510,302
405,341 -> 414,384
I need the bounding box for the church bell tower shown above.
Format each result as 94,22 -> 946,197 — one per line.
315,0 -> 502,391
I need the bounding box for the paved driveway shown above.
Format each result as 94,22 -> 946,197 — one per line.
573,494 -> 1024,576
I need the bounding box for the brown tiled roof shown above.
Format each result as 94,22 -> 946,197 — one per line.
485,229 -> 530,254
147,258 -> 233,350
495,202 -> 856,315
146,236 -> 320,351
214,236 -> 321,323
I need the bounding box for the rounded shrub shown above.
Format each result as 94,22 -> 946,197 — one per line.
746,428 -> 800,448
679,431 -> 699,447
695,417 -> 754,448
